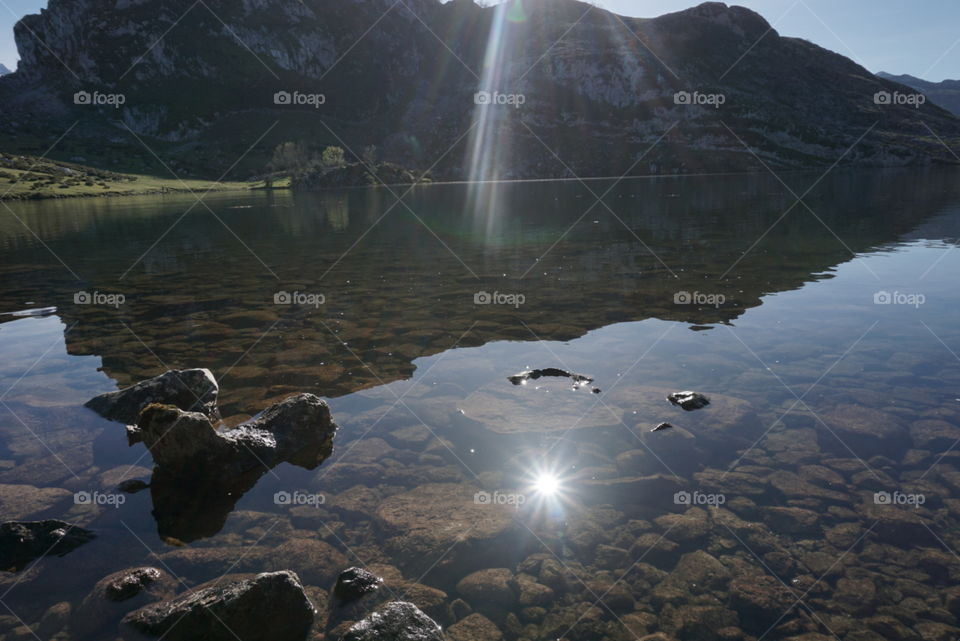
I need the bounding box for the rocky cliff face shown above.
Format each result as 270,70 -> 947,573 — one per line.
877,72 -> 960,117
2,0 -> 958,178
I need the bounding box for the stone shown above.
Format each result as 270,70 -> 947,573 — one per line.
456,568 -> 516,606
667,391 -> 710,411
376,484 -> 520,579
137,393 -> 336,478
0,520 -> 95,572
762,507 -> 821,536
666,550 -> 730,591
729,575 -> 796,631
910,419 -> 960,451
73,567 -> 176,638
85,368 -> 219,428
334,567 -> 383,602
122,571 -> 314,641
654,508 -> 712,543
343,601 -> 443,641
0,484 -> 71,520
594,544 -> 629,570
821,404 -> 910,458
447,612 -> 504,641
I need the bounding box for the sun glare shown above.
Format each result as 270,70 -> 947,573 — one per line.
533,472 -> 561,496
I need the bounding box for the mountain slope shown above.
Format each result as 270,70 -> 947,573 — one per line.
877,72 -> 960,117
1,0 -> 957,180
0,64 -> 11,76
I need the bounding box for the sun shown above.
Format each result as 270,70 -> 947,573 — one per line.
532,472 -> 561,497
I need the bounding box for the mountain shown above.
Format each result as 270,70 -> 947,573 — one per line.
0,64 -> 11,76
1,0 -> 958,180
877,72 -> 960,117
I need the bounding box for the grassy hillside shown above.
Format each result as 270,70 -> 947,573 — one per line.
0,152 -> 269,200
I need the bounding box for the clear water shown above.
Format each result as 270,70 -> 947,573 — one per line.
1,168 -> 959,640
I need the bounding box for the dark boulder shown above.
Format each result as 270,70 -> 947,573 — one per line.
342,601 -> 444,641
334,567 -> 384,602
72,566 -> 176,638
122,570 -> 314,641
667,391 -> 711,411
0,520 -> 95,572
85,368 -> 219,430
137,393 -> 336,478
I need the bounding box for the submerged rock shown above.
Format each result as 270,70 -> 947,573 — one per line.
73,567 -> 176,638
85,368 -> 220,429
0,520 -> 96,572
342,601 -> 444,641
137,393 -> 336,478
122,570 -> 314,641
375,483 -> 521,580
334,567 -> 384,602
667,391 -> 711,411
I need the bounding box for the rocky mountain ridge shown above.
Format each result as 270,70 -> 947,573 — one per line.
0,0 -> 957,179
877,71 -> 960,117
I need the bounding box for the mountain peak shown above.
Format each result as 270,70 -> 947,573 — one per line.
0,63 -> 11,76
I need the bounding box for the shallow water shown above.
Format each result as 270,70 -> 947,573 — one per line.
1,168 -> 960,640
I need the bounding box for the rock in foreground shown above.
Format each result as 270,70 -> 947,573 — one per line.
137,393 -> 336,478
0,520 -> 96,572
342,601 -> 444,641
85,368 -> 220,427
122,570 -> 314,641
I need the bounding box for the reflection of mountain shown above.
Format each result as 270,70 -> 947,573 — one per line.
1,169 -> 958,415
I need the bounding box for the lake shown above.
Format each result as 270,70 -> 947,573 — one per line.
1,168 -> 960,640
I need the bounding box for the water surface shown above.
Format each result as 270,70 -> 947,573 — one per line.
1,169 -> 960,640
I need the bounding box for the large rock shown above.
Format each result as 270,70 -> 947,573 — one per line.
85,368 -> 219,427
456,568 -> 517,607
138,394 -> 336,541
342,601 -> 444,641
375,484 -> 521,580
447,613 -> 503,641
0,484 -> 71,520
72,567 -> 177,638
820,404 -> 910,458
0,520 -> 95,572
122,570 -> 314,641
137,393 -> 337,478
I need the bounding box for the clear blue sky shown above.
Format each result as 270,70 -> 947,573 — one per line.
2,0 -> 959,81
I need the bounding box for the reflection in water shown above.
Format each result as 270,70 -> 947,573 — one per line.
1,169 -> 960,640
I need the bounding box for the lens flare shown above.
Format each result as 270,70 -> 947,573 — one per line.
533,472 -> 560,496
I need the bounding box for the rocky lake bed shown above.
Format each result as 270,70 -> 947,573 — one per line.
1,172 -> 959,640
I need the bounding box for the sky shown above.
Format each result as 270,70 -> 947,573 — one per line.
1,0 -> 958,81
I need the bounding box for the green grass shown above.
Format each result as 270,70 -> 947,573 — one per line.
0,152 -> 285,200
